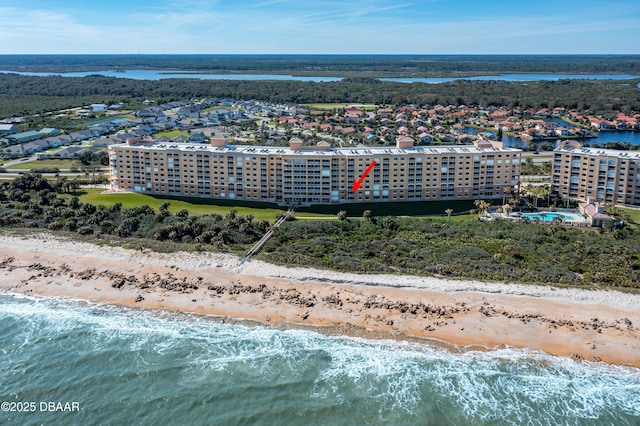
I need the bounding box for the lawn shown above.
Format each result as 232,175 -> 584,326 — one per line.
7,158 -> 79,170
77,189 -> 333,221
617,206 -> 640,227
303,103 -> 378,113
155,130 -> 189,139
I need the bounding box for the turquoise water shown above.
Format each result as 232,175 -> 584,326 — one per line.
1,293 -> 639,425
521,212 -> 583,222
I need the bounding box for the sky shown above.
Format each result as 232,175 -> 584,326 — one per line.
0,0 -> 639,54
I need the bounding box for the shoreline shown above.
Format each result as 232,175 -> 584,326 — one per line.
1,233 -> 639,368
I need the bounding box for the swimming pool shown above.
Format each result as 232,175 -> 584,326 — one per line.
521,212 -> 585,222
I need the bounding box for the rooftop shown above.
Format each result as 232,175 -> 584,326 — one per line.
114,141 -> 520,157
554,146 -> 640,159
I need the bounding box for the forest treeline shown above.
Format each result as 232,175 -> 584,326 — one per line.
1,54 -> 640,75
1,73 -> 639,118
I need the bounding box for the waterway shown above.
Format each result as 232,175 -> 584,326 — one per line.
381,74 -> 640,83
1,70 -> 639,83
496,131 -> 640,149
465,125 -> 640,149
0,69 -> 343,82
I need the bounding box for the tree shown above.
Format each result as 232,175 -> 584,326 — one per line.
445,208 -> 453,222
381,216 -> 397,230
474,199 -> 490,216
158,201 -> 171,220
337,211 -> 347,221
363,210 -> 372,220
70,196 -> 80,210
502,186 -> 513,205
110,202 -> 122,213
76,151 -> 94,166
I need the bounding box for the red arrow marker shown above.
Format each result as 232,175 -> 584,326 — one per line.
352,160 -> 377,192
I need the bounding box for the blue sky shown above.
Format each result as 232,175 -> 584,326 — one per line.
0,0 -> 638,54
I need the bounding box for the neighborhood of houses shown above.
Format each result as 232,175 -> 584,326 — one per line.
2,99 -> 639,161
0,99 -> 254,158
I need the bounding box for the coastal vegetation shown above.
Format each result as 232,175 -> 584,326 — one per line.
261,216 -> 640,289
1,172 -> 639,291
0,173 -> 270,251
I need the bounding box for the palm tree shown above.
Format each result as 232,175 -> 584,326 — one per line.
552,215 -> 563,226
474,199 -> 490,217
445,208 -> 453,222
502,186 -> 513,205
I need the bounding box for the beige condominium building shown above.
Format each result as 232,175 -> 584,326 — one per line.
552,145 -> 640,206
109,136 -> 521,206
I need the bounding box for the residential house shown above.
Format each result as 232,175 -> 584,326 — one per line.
53,146 -> 83,158
188,132 -> 208,143
578,199 -> 613,228
0,124 -> 17,134
177,106 -> 201,119
92,137 -> 122,147
21,140 -> 51,154
44,135 -> 72,147
418,132 -> 435,143
6,130 -> 42,143
69,130 -> 94,142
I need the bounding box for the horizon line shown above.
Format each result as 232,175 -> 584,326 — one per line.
1,53 -> 640,56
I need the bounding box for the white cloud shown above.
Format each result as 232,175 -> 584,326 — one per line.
0,1 -> 637,54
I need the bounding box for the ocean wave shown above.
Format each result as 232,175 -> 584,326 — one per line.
1,292 -> 639,425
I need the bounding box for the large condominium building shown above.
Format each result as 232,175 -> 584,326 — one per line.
552,145 -> 640,206
108,136 -> 521,206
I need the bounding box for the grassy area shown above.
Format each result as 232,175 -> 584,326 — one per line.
617,207 -> 640,227
202,105 -> 238,112
77,187 -> 481,222
303,103 -> 378,113
155,130 -> 189,139
77,189 -> 335,221
6,158 -> 78,170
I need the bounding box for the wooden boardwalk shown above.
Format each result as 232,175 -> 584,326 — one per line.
242,205 -> 296,263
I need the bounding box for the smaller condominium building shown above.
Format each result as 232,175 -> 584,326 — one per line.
552,145 -> 640,206
109,136 -> 521,206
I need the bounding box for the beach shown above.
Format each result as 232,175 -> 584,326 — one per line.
1,233 -> 638,368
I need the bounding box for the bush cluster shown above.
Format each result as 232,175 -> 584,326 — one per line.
0,172 -> 268,251
261,215 -> 640,289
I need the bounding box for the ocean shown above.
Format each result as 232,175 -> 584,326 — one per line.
1,292 -> 639,425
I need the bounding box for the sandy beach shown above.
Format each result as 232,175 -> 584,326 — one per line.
1,233 -> 638,368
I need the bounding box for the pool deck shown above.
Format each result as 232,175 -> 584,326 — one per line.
487,210 -> 588,226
